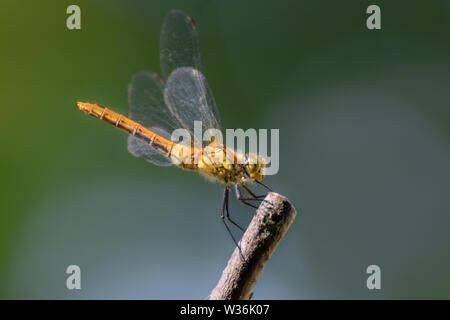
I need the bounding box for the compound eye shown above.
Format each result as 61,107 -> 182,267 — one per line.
248,161 -> 259,174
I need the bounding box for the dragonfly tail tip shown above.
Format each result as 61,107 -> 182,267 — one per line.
77,101 -> 91,113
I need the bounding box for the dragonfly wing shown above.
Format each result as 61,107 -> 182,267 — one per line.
128,71 -> 182,166
164,67 -> 221,144
128,127 -> 174,166
160,10 -> 202,80
128,71 -> 184,132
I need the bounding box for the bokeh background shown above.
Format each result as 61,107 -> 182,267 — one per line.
1,0 -> 450,299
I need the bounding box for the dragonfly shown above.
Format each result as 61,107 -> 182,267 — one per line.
77,10 -> 271,255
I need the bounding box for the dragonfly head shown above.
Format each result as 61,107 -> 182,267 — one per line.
244,153 -> 267,181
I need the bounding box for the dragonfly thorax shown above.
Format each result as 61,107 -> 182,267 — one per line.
184,146 -> 265,184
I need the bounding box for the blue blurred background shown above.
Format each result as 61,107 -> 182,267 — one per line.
1,0 -> 450,299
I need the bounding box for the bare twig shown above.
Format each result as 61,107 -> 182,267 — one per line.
209,192 -> 297,300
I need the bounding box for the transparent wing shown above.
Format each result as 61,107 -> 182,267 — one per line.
160,10 -> 202,80
164,67 -> 221,144
128,71 -> 184,133
127,11 -> 222,164
128,71 -> 179,166
127,127 -> 174,167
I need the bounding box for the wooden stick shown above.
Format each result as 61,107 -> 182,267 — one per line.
209,192 -> 297,300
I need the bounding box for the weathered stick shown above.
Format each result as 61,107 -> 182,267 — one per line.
209,192 -> 297,300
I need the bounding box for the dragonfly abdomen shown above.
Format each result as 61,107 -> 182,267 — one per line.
77,102 -> 178,159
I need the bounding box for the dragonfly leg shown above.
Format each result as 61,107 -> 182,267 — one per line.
235,184 -> 260,209
223,187 -> 245,232
241,182 -> 276,210
254,179 -> 273,192
221,187 -> 245,261
243,167 -> 273,192
242,183 -> 267,200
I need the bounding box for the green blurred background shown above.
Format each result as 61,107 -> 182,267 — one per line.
1,0 -> 450,299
